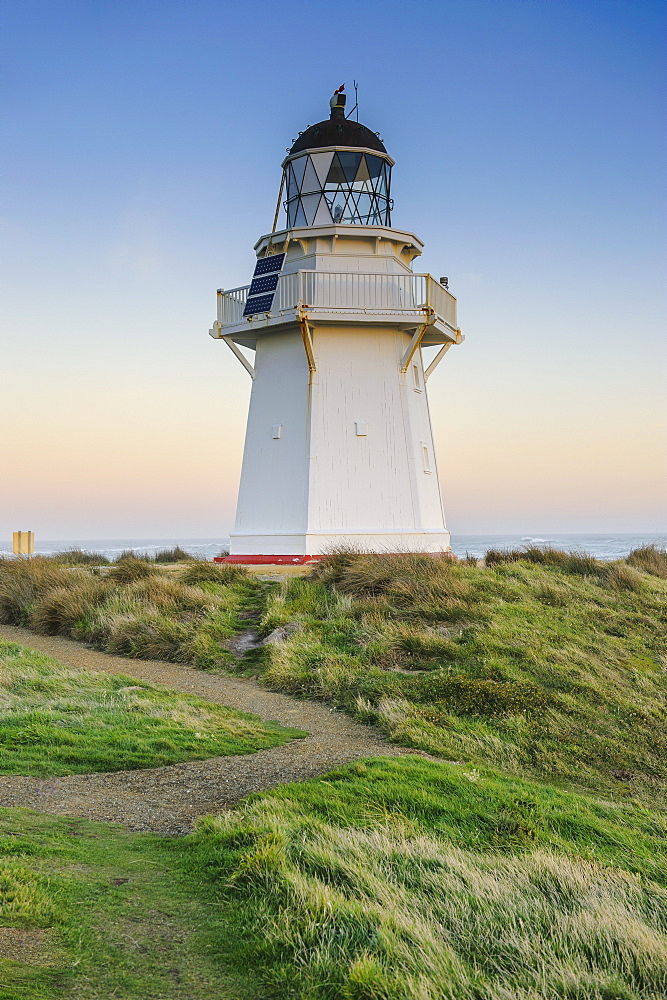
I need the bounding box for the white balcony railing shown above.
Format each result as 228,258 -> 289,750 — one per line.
217,271 -> 457,331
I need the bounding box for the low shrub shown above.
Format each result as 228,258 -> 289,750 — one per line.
627,544 -> 667,579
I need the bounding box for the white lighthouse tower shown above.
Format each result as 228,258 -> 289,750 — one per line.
210,89 -> 463,563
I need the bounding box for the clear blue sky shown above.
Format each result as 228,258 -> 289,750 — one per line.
3,0 -> 665,539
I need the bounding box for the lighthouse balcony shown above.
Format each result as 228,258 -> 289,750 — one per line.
210,271 -> 460,348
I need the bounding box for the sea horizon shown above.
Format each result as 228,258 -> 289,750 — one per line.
1,532 -> 665,562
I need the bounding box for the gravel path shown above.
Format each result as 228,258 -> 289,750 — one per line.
0,624 -> 408,834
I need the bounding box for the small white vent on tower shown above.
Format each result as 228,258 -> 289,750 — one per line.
355,421 -> 368,436
272,424 -> 282,439
421,442 -> 431,473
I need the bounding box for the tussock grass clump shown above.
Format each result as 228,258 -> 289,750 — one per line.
0,558 -> 70,626
604,561 -> 644,592
108,556 -> 157,583
153,546 -> 194,563
28,576 -> 108,636
105,613 -> 193,661
186,757 -> 667,1000
0,639 -> 304,776
126,576 -> 217,615
179,560 -> 248,586
485,545 -> 602,576
72,579 -> 233,663
628,544 -> 667,579
47,548 -> 110,566
311,552 -> 481,625
0,557 -> 260,669
114,549 -> 152,562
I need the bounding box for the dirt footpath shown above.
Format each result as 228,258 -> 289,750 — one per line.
0,624 -> 408,834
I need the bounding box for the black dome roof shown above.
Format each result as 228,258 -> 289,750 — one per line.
289,117 -> 387,156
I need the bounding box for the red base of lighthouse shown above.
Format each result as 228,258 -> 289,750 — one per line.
214,554 -> 325,566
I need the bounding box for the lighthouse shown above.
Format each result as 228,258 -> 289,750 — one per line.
210,89 -> 463,563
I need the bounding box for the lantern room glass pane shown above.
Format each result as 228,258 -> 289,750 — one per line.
291,154 -> 307,190
325,155 -> 347,184
300,193 -> 321,225
366,154 -> 383,179
311,151 -> 334,186
286,199 -> 299,227
338,151 -> 362,182
300,158 -> 320,195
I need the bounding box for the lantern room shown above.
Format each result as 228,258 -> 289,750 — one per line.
282,86 -> 393,228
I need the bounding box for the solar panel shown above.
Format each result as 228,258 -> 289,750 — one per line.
243,294 -> 275,316
254,253 -> 285,276
249,272 -> 280,296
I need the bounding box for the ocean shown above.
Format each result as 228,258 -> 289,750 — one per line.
1,534 -> 665,562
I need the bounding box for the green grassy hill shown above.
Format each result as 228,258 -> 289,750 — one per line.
259,548 -> 667,808
0,546 -> 665,998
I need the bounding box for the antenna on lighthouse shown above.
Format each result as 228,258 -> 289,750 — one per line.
347,80 -> 359,121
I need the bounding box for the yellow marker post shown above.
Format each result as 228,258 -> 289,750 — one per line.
12,531 -> 35,555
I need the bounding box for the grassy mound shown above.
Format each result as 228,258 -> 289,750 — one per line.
0,640 -> 304,776
184,756 -> 667,1000
3,759 -> 665,1000
0,547 -> 665,997
1,548 -> 665,802
258,550 -> 667,806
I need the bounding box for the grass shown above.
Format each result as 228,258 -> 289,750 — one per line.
0,640 -> 304,776
2,758 -> 665,1000
0,807 -> 266,1000
154,546 -> 194,563
627,544 -> 667,579
0,557 -> 264,669
256,549 -> 667,807
1,549 -> 665,802
183,757 -> 667,1000
1,546 -> 666,996
44,550 -> 110,567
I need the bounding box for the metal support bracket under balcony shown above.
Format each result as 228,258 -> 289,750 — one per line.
424,343 -> 452,380
212,321 -> 256,379
298,309 -> 317,373
400,310 -> 434,373
423,328 -> 465,380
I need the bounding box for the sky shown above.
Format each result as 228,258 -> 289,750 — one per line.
2,0 -> 665,540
